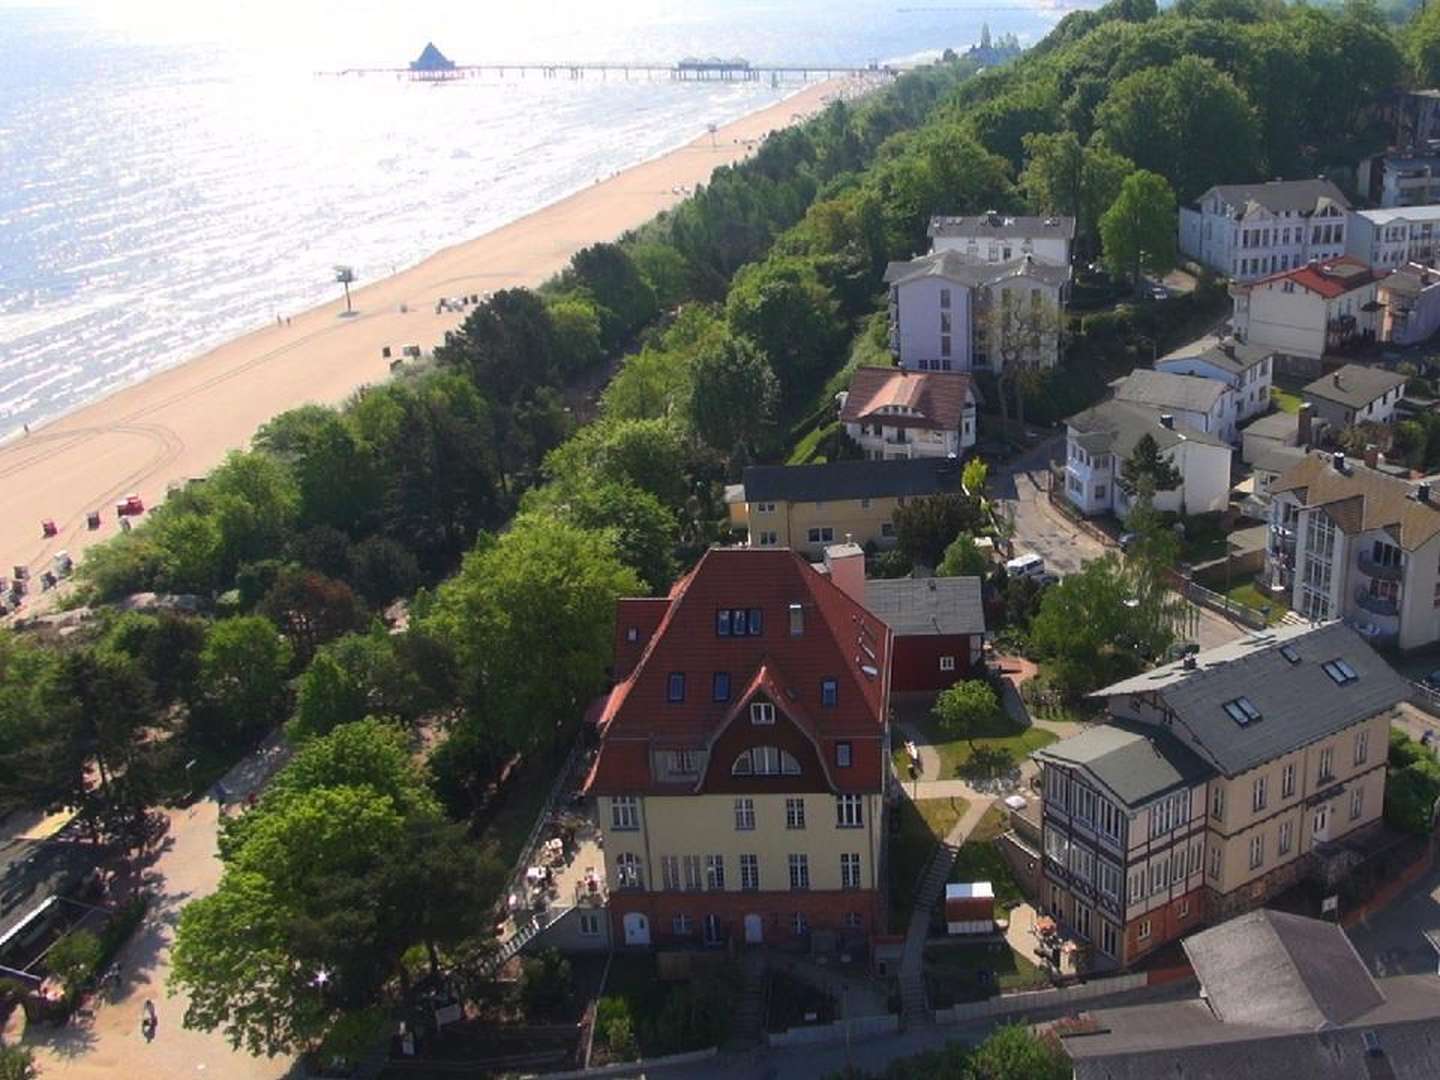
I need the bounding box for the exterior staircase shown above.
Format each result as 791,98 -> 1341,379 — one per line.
900,838 -> 961,1027
724,948 -> 770,1050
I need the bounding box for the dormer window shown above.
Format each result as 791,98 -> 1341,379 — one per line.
667,673 -> 686,703
751,702 -> 775,725
789,603 -> 804,637
733,745 -> 800,776
713,672 -> 731,702
717,607 -> 763,637
821,678 -> 838,707
626,627 -> 639,642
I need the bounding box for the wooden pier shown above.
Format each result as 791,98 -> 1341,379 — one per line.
319,57 -> 892,87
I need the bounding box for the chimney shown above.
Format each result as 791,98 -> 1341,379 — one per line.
821,542 -> 866,605
1159,414 -> 1175,430
1334,451 -> 1347,473
1364,444 -> 1379,470
1333,372 -> 1343,389
986,209 -> 1002,226
1298,402 -> 1314,448
1219,337 -> 1236,358
1420,482 -> 1432,504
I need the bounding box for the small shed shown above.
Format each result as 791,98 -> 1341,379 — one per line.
944,881 -> 994,935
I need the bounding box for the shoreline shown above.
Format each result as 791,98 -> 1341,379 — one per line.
0,74 -> 875,587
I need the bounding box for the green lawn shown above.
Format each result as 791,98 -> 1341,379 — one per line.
788,419 -> 841,465
1271,386 -> 1303,414
888,795 -> 968,933
948,806 -> 1024,909
895,708 -> 1058,782
924,941 -> 1047,1006
1225,579 -> 1289,625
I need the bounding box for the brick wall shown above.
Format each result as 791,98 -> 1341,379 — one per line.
1124,888 -> 1205,965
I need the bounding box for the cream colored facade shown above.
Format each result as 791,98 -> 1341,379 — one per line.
732,495 -> 902,557
1201,711 -> 1388,897
596,792 -> 885,894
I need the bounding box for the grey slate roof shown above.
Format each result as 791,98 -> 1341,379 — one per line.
863,576 -> 984,638
1113,369 -> 1227,415
927,212 -> 1076,241
741,458 -> 962,504
1158,336 -> 1271,377
1241,409 -> 1300,442
1182,909 -> 1383,1030
1199,178 -> 1351,218
1066,399 -> 1227,458
1093,622 -> 1407,777
1250,444 -> 1310,475
1303,364 -> 1408,410
1033,719 -> 1212,808
883,249 -> 1071,288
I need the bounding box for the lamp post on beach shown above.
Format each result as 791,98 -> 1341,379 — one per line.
334,265 -> 356,315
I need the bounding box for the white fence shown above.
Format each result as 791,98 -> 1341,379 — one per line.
934,972 -> 1149,1025
768,1013 -> 900,1047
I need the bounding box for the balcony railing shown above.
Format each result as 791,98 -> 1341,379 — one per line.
1357,552 -> 1404,582
1354,586 -> 1399,617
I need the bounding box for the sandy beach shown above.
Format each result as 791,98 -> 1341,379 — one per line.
0,76 -> 865,594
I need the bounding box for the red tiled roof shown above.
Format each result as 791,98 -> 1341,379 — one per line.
585,547 -> 893,795
839,367 -> 976,432
1246,256 -> 1386,300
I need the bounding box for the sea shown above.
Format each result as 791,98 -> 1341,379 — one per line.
0,0 -> 1077,438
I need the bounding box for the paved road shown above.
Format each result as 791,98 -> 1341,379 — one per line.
22,738 -> 294,1079
1348,858 -> 1440,980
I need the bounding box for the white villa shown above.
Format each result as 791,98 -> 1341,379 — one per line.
1231,257 -> 1386,360
1346,205 -> 1440,270
1155,338 -> 1274,426
927,211 -> 1075,267
1112,369 -> 1239,445
837,367 -> 978,460
1179,179 -> 1351,282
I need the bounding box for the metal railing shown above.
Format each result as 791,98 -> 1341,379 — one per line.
1353,587 -> 1399,617
1356,552 -> 1404,582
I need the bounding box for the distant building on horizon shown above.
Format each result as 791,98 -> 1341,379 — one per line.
410,43 -> 457,74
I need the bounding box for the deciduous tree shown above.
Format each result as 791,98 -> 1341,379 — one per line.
1099,170 -> 1178,286
933,680 -> 1001,748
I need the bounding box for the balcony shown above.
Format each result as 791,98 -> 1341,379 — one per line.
1354,586 -> 1399,617
1356,552 -> 1404,582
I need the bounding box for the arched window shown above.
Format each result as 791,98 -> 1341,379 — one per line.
732,746 -> 801,776
616,852 -> 643,890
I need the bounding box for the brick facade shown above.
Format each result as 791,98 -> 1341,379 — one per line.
608,888 -> 881,948
1123,888 -> 1205,965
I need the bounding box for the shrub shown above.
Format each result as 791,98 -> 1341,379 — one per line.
1385,730 -> 1440,835
603,1014 -> 637,1058
45,928 -> 102,1000
519,948 -> 572,1015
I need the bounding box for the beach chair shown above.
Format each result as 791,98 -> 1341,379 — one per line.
41,519 -> 57,538
87,511 -> 101,530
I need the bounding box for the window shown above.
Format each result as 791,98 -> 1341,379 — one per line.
1249,834 -> 1265,870
1318,746 -> 1335,783
1354,729 -> 1369,766
1209,844 -> 1222,881
750,702 -> 775,726
837,794 -> 864,828
1281,763 -> 1296,800
756,530 -> 779,546
1211,785 -> 1225,821
836,741 -> 853,768
683,855 -> 702,891
1178,898 -> 1190,920
1138,918 -> 1152,941
792,912 -> 809,936
1188,841 -> 1202,876
1070,846 -> 1094,885
881,522 -> 895,538
617,852 -> 643,890
712,672 -> 731,703
786,797 -> 806,829
789,602 -> 804,636
705,854 -> 725,891
580,912 -> 601,936
940,287 -> 951,309
1102,922 -> 1118,958
1252,776 -> 1268,813
1224,697 -> 1262,726
748,608 -> 763,635
671,750 -> 696,775
612,796 -> 640,831
789,854 -> 810,890
626,626 -> 639,642
821,678 -> 838,707
1351,786 -> 1365,820
940,311 -> 952,333
940,335 -> 952,358
661,855 -> 680,890
1278,819 -> 1293,855
703,914 -> 722,945
1098,799 -> 1123,843
667,673 -> 686,703
1128,869 -> 1144,900
734,746 -> 800,776
841,853 -> 862,889
939,655 -> 956,672
1150,858 -> 1169,895
1098,860 -> 1121,900
673,914 -> 693,936
1321,658 -> 1358,686
716,609 -> 731,636
807,527 -> 835,544
756,502 -> 776,514
734,797 -> 755,831
843,912 -> 864,930
740,854 -> 759,891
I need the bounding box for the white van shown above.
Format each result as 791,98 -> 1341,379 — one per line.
1004,552 -> 1046,579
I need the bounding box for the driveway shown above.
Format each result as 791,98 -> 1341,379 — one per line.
993,437 -> 1107,576
1348,861 -> 1440,979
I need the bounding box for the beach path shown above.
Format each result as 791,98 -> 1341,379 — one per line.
0,78 -> 855,596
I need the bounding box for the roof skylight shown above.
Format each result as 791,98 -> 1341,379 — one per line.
1321,658 -> 1358,686
1223,697 -> 1262,726
1279,644 -> 1300,665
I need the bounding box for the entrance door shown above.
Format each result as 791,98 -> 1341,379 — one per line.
622,912 -> 650,946
1314,805 -> 1331,843
744,913 -> 763,944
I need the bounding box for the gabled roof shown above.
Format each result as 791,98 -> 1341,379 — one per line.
1182,909 -> 1383,1030
1093,622 -> 1407,777
1199,178 -> 1351,218
585,547 -> 892,795
1250,444 -> 1310,476
1157,336 -> 1271,377
839,368 -> 976,432
410,42 -> 456,71
883,249 -> 1071,288
741,458 -> 962,504
1303,363 -> 1408,409
1065,399 -> 1227,458
1246,256 -> 1385,300
1113,369 -> 1227,415
863,576 -> 984,638
1355,204 -> 1440,227
1241,409 -> 1300,442
1271,452 -> 1440,551
1033,719 -> 1212,808
927,212 -> 1076,241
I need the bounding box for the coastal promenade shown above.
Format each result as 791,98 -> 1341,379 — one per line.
0,76 -> 859,598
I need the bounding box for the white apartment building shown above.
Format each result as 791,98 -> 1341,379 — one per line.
1346,205 -> 1440,269
927,211 -> 1075,267
1064,400 -> 1232,518
1155,338 -> 1274,425
883,250 -> 1069,373
1379,263 -> 1440,346
1359,154 -> 1440,209
837,367 -> 978,460
1112,369 -> 1239,444
1179,179 -> 1351,282
1267,451 -> 1440,650
1231,257 -> 1385,360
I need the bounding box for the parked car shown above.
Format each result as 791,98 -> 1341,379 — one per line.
1005,552 -> 1047,580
